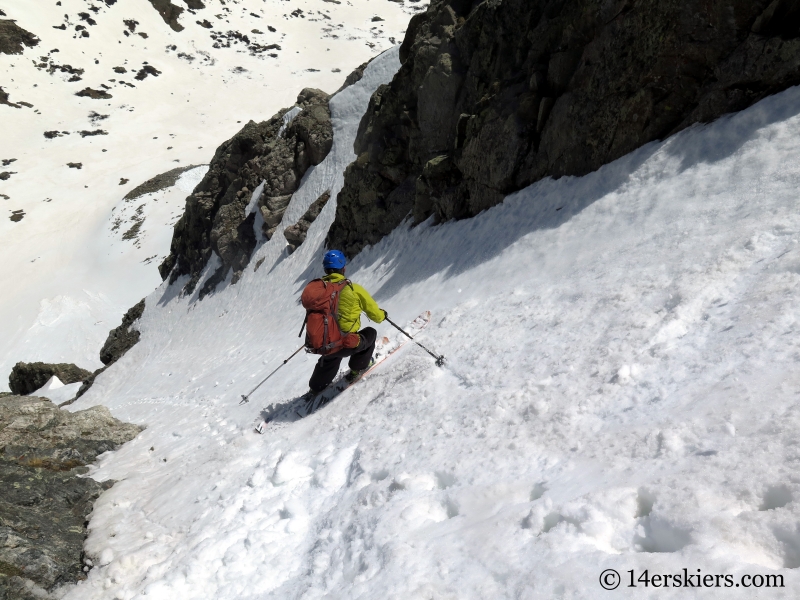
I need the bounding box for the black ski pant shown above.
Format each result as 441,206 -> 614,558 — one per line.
309,327 -> 377,392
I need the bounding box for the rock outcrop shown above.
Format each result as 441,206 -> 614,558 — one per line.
335,60 -> 370,94
8,363 -> 92,396
147,0 -> 186,33
0,20 -> 39,55
71,299 -> 146,402
328,0 -> 800,256
99,299 -> 145,366
75,87 -> 112,100
284,191 -> 331,254
0,395 -> 141,599
0,86 -> 22,108
159,88 -> 333,295
123,165 -> 201,201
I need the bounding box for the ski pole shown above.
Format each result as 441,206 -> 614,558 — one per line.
385,316 -> 446,367
239,345 -> 305,404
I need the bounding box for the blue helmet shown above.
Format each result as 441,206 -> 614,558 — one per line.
323,249 -> 347,270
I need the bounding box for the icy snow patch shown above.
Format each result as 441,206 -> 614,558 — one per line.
278,106 -> 303,138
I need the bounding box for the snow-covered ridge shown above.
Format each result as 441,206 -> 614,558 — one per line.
0,0 -> 427,390
65,45 -> 800,597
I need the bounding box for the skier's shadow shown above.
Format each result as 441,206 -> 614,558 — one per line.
257,395 -> 306,425
258,382 -> 347,424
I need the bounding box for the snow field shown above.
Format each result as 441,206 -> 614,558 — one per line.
0,0 -> 423,389
67,51 -> 800,597
0,165 -> 209,376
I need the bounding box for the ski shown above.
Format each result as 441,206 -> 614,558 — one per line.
254,311 -> 431,434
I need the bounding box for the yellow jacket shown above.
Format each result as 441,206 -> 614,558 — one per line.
322,272 -> 385,334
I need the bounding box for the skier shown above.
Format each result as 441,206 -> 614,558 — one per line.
304,250 -> 387,394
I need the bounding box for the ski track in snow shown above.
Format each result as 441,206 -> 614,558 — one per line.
0,0 -> 425,388
60,49 -> 800,600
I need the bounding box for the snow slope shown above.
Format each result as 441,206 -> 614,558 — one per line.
65,49 -> 800,598
0,0 -> 424,389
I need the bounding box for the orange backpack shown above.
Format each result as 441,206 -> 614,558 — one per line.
300,279 -> 360,355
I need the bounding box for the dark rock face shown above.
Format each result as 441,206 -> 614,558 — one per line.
0,86 -> 21,108
8,363 -> 93,396
78,129 -> 107,137
75,87 -> 112,100
147,0 -> 185,32
0,20 -> 39,55
284,191 -> 331,253
68,299 -> 146,403
135,64 -> 162,80
329,0 -> 800,256
159,88 -> 333,295
0,396 -> 141,599
99,299 -> 145,366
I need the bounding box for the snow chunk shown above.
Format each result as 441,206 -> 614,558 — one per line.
278,106 -> 302,138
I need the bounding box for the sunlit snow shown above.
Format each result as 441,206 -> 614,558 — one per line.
0,0 -> 425,389
63,45 -> 800,598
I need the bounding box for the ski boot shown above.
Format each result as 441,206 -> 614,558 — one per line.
344,359 -> 375,384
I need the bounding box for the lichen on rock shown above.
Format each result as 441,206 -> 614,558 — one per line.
0,395 -> 141,599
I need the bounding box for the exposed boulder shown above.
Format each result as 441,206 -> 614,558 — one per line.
284,191 -> 331,253
135,64 -> 162,80
8,362 -> 92,396
329,0 -> 800,257
75,87 -> 112,100
159,88 -> 333,295
0,395 -> 141,599
0,19 -> 39,55
99,299 -> 145,366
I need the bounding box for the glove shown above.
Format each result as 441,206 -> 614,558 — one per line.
382,309 -> 388,321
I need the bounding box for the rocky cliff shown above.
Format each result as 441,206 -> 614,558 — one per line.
0,396 -> 141,599
158,88 -> 334,296
328,0 -> 800,256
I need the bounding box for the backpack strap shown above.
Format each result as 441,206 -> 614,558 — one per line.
335,279 -> 358,334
